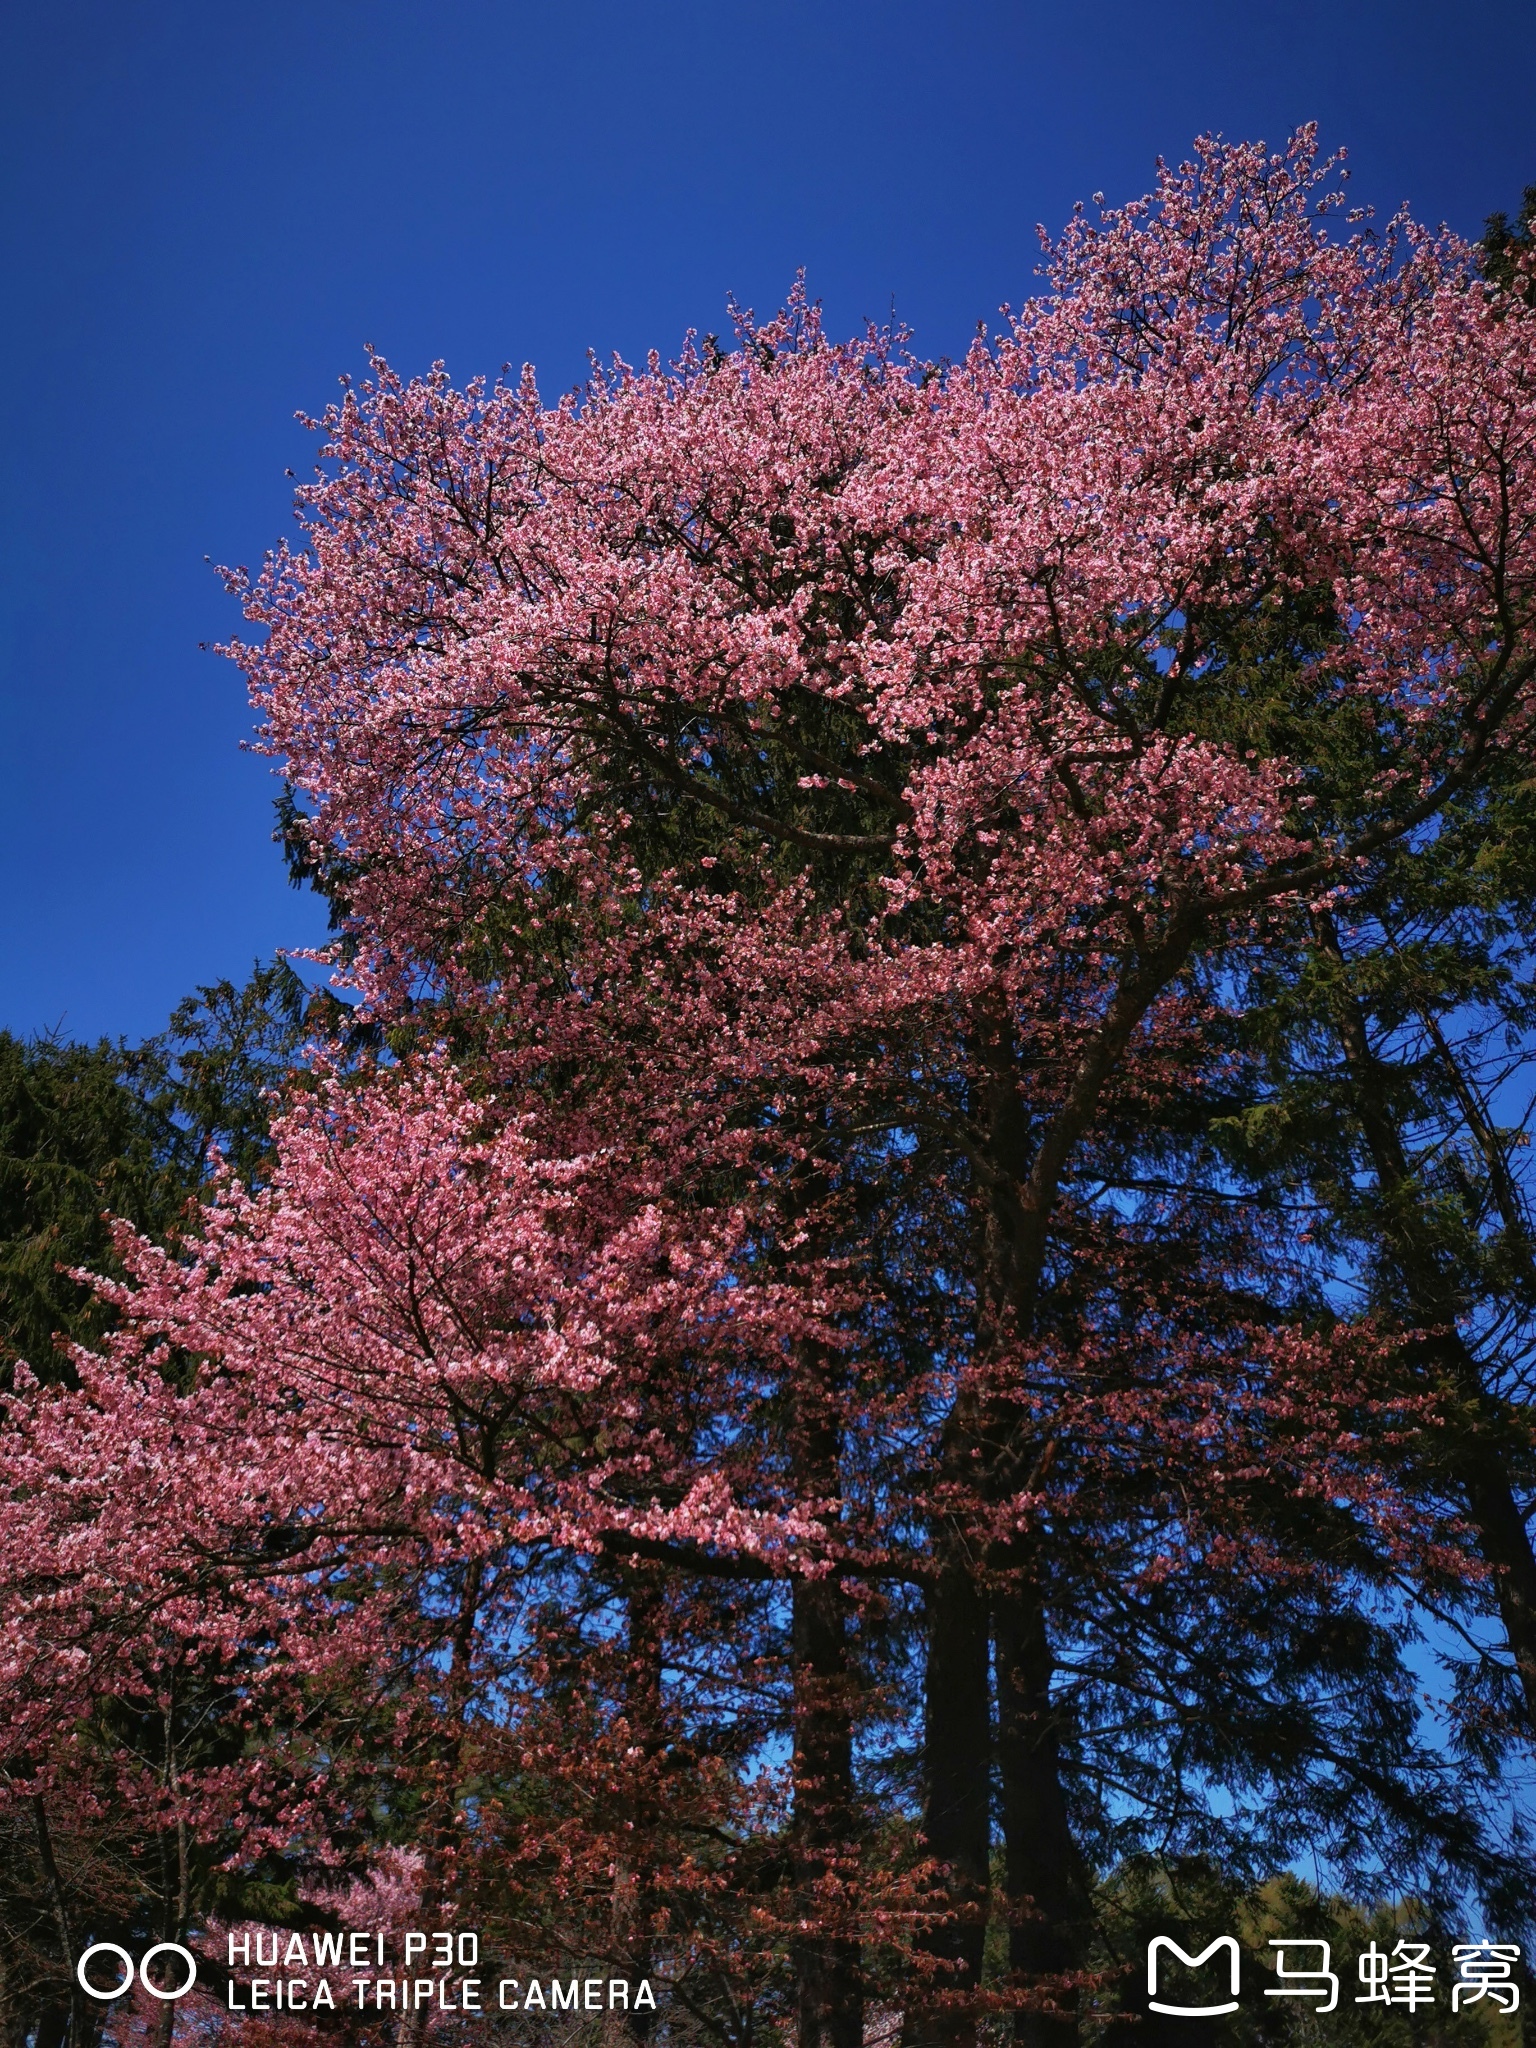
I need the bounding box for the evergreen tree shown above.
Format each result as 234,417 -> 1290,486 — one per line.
0,958 -> 320,1382
1482,183 -> 1535,299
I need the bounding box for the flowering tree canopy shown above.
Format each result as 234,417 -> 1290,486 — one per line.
4,129 -> 1536,2048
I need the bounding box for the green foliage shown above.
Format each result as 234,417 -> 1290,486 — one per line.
1481,183 -> 1536,296
0,1030 -> 182,1377
157,955 -> 327,1187
1198,728 -> 1536,1772
0,958 -> 323,1381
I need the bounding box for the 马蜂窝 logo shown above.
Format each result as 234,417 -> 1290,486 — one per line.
1146,1935 -> 1241,2017
1145,1937 -> 1520,2018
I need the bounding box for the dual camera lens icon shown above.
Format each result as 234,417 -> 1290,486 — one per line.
77,1943 -> 199,2003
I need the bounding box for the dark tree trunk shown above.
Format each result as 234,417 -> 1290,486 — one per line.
789,1338 -> 863,2048
972,995 -> 1086,2048
1459,1458 -> 1536,1724
30,1798 -> 86,2048
31,2008 -> 71,2048
617,1572 -> 666,2044
792,1571 -> 863,2048
909,940 -> 1202,2048
994,1571 -> 1087,2048
397,1554 -> 484,2048
152,1688 -> 191,2048
906,1557 -> 992,2048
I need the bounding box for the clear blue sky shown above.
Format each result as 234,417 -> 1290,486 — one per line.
2,0 -> 1531,1044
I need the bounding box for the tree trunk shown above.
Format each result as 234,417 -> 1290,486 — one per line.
789,1337 -> 863,2048
993,1571 -> 1087,2048
969,994 -> 1086,2047
31,1796 -> 87,2048
906,1556 -> 992,2048
908,940 -> 1202,2048
397,1554 -> 485,2048
1458,1458 -> 1536,1722
152,1689 -> 192,2048
793,1572 -> 863,2048
616,1572 -> 665,2045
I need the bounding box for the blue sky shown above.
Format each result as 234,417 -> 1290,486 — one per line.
2,0 -> 1532,1043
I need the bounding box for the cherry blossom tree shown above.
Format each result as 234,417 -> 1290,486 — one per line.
4,126 -> 1536,2048
2,1045 -> 1488,2046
